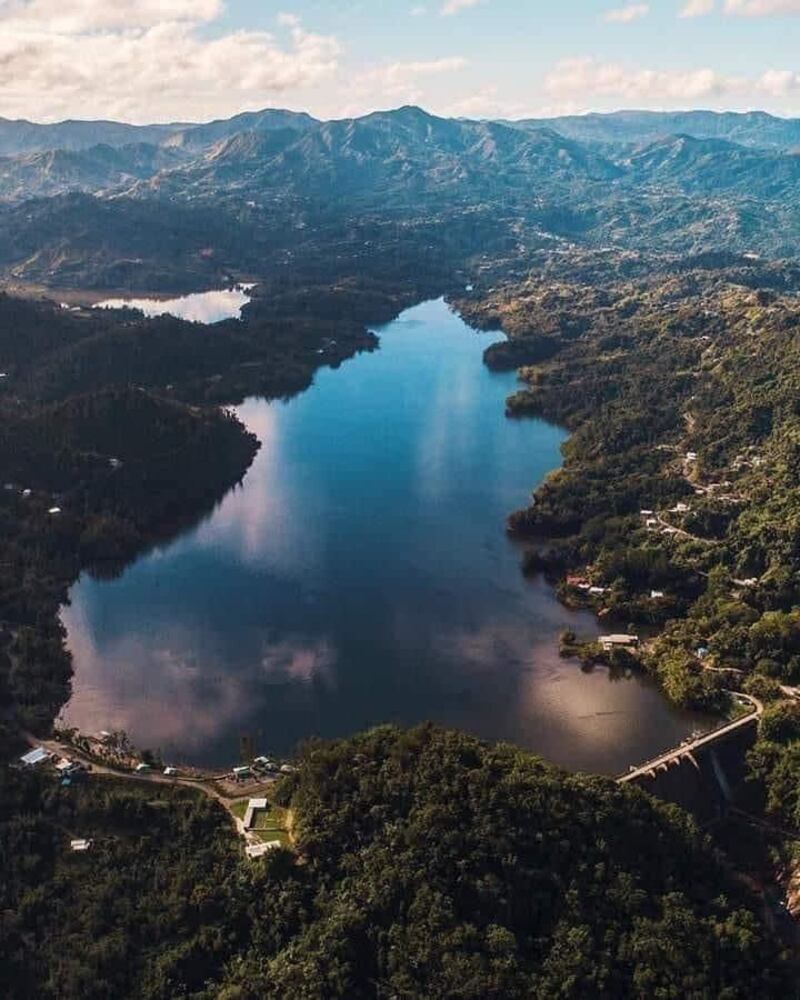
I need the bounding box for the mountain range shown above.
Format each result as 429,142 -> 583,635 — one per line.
2,106 -> 800,205
1,105 -> 799,289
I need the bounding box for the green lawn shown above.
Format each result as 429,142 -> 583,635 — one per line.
229,799 -> 291,846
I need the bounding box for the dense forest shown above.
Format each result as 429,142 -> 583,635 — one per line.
0,725 -> 792,999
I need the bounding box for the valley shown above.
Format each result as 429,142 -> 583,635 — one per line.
2,102 -> 800,997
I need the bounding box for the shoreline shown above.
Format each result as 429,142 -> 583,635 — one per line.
56,295 -> 708,776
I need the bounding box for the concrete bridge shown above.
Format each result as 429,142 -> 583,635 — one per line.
617,693 -> 763,821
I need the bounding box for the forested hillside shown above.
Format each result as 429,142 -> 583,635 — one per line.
0,726 -> 791,999
1,107 -> 800,289
457,255 -> 800,837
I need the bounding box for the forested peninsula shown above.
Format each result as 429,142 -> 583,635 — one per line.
457,251 -> 800,834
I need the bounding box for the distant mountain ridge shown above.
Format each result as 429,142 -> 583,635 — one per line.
135,108 -> 622,206
506,109 -> 800,152
2,104 -> 798,208
1,105 -> 799,287
0,108 -> 318,158
3,105 -> 797,158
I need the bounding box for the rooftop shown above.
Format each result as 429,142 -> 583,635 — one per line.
20,747 -> 50,767
245,841 -> 281,859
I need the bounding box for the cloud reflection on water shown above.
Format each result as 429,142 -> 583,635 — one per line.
62,587 -> 337,758
96,287 -> 251,324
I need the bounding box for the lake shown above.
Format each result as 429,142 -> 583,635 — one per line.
61,296 -> 706,773
95,285 -> 253,324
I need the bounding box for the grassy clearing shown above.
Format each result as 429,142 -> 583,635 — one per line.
253,804 -> 291,846
229,798 -> 291,846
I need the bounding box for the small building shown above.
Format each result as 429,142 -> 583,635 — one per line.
245,841 -> 281,859
48,506 -> 62,516
671,502 -> 690,514
163,767 -> 180,777
599,634 -> 639,652
253,756 -> 278,772
279,764 -> 296,775
640,509 -> 654,517
19,747 -> 50,768
686,452 -> 698,462
70,839 -> 93,853
651,590 -> 665,599
134,763 -> 152,774
21,488 -> 31,498
588,586 -> 607,596
233,765 -> 252,780
56,758 -> 83,777
646,518 -> 658,528
243,797 -> 269,830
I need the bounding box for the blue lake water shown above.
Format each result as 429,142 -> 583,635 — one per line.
61,298 -> 705,773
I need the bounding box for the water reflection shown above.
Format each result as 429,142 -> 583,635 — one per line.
95,286 -> 252,324
62,298 -> 706,772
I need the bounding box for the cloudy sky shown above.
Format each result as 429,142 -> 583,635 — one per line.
0,0 -> 798,123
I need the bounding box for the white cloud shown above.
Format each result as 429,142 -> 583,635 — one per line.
0,0 -> 223,32
681,0 -> 800,14
544,56 -> 800,106
349,57 -> 467,109
545,58 -> 731,102
725,0 -> 800,13
0,3 -> 341,122
604,4 -> 650,22
679,0 -> 715,16
441,0 -> 483,15
758,68 -> 800,94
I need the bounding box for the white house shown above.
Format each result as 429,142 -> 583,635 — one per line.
245,841 -> 281,859
599,634 -> 639,652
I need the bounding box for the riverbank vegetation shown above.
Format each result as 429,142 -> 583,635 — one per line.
0,725 -> 791,998
458,259 -> 800,705
456,257 -> 800,865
